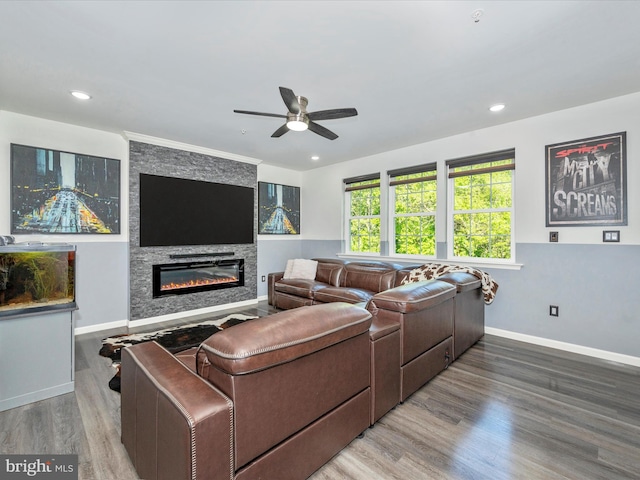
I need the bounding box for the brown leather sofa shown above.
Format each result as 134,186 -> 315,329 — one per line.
268,258 -> 401,310
120,260 -> 486,480
269,259 -> 485,403
269,259 -> 484,351
121,303 -> 374,480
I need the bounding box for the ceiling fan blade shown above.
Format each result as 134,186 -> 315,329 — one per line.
271,124 -> 290,138
308,121 -> 338,140
279,87 -> 301,114
234,109 -> 287,119
308,108 -> 358,121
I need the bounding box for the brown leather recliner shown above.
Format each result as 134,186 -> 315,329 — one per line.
371,280 -> 456,402
437,272 -> 485,359
121,303 -> 373,480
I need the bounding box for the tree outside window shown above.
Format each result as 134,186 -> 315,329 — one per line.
448,151 -> 515,260
345,176 -> 380,253
390,164 -> 437,256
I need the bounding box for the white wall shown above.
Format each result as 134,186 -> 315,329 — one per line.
302,92 -> 640,246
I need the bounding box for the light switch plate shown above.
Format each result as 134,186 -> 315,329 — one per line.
603,230 -> 620,242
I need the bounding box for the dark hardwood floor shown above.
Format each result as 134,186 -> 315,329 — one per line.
1,301 -> 639,479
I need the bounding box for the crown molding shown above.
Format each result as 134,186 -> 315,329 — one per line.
122,131 -> 262,166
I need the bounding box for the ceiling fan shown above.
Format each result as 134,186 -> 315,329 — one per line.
234,87 -> 358,140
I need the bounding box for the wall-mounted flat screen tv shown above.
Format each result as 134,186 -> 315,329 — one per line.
139,173 -> 254,247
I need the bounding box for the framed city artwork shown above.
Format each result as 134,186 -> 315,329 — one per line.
11,144 -> 121,234
545,132 -> 627,227
258,182 -> 300,234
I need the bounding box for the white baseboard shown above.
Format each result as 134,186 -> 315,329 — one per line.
0,381 -> 74,413
485,327 -> 640,368
74,298 -> 260,335
75,319 -> 128,335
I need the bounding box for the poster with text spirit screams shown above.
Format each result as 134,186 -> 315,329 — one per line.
545,132 -> 626,227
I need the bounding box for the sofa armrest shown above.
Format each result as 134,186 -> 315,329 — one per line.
372,279 -> 456,313
267,271 -> 284,306
121,341 -> 234,480
436,272 -> 481,292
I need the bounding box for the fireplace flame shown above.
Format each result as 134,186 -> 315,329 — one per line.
161,276 -> 239,291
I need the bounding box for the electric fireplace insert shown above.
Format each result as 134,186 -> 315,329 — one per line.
152,259 -> 244,298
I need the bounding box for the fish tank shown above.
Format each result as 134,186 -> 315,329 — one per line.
0,243 -> 76,319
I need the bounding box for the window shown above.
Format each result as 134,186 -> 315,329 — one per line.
344,174 -> 381,253
389,163 -> 437,256
447,149 -> 515,260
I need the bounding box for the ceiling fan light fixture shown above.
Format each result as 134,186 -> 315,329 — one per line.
234,87 -> 355,140
287,120 -> 308,131
286,113 -> 309,131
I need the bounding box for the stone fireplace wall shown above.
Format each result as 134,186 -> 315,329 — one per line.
129,141 -> 257,321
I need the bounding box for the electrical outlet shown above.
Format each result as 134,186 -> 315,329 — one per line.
261,275 -> 266,282
549,305 -> 559,317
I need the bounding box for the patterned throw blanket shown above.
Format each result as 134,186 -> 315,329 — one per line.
401,263 -> 499,305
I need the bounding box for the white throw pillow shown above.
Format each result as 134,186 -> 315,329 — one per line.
283,259 -> 295,279
283,259 -> 318,280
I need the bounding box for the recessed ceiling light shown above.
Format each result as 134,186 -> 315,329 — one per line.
489,103 -> 505,112
311,156 -> 320,161
70,90 -> 91,100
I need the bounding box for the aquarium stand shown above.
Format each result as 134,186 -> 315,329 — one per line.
0,243 -> 77,412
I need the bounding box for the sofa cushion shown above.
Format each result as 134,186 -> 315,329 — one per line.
341,262 -> 399,293
314,286 -> 375,304
283,259 -> 318,280
199,303 -> 372,375
275,278 -> 329,299
314,261 -> 345,286
275,293 -> 314,309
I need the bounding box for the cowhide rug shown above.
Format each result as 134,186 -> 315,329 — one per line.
99,313 -> 257,392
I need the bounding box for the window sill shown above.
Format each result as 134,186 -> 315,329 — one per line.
336,253 -> 523,270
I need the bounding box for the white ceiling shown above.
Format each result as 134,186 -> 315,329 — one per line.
1,1 -> 639,171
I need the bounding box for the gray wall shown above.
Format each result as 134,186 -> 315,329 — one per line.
129,141 -> 257,321
295,239 -> 640,358
482,243 -> 639,357
256,239 -> 302,296
74,242 -> 129,328
255,239 -> 343,297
